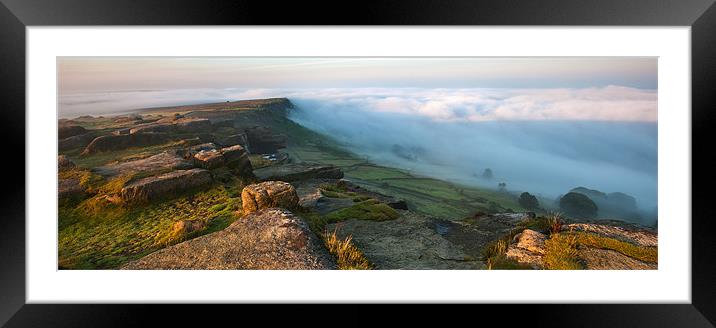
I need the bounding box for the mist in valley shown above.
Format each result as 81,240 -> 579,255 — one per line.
284,88 -> 658,224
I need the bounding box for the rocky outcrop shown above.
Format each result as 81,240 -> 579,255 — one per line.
94,151 -> 194,177
120,169 -> 212,203
82,133 -> 171,155
221,144 -> 252,175
505,229 -> 547,269
58,178 -> 87,202
122,208 -> 335,269
217,133 -> 249,148
169,219 -> 207,241
245,126 -> 287,154
241,181 -> 299,214
254,163 -> 343,182
58,125 -> 87,139
326,211 -> 483,269
58,155 -> 76,171
193,150 -> 225,169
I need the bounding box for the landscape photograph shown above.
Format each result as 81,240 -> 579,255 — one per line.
57,57 -> 658,270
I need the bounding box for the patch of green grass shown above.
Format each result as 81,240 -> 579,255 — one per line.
324,199 -> 400,223
543,233 -> 585,270
571,232 -> 658,263
58,184 -> 240,269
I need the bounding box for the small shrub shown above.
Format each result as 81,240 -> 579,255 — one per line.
547,212 -> 563,235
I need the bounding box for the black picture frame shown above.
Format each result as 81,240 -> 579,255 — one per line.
1,0 -> 714,326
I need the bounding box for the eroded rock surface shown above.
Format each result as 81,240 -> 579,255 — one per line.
505,229 -> 547,269
327,211 -> 484,269
120,168 -> 212,203
122,208 -> 335,270
254,163 -> 343,182
58,155 -> 76,171
94,151 -> 193,177
241,181 -> 299,214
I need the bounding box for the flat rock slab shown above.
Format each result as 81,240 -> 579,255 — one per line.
327,211 -> 484,270
254,163 -> 343,182
94,151 -> 193,177
578,247 -> 657,270
122,208 -> 335,270
505,229 -> 547,269
120,168 -> 212,203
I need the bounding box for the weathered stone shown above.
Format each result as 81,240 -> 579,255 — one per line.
170,219 -> 207,240
120,169 -> 212,203
82,133 -> 171,155
58,178 -> 87,202
221,144 -> 253,174
122,208 -> 335,269
326,211 -> 483,269
505,229 -> 547,269
58,155 -> 76,171
253,163 -> 343,182
217,133 -> 249,148
241,181 -> 299,214
58,125 -> 87,139
578,247 -> 657,270
193,150 -> 225,169
113,128 -> 132,135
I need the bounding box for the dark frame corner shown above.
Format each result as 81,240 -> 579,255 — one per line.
1,0 -> 715,326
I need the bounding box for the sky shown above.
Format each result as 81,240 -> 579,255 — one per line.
58,57 -> 657,92
58,57 -> 658,121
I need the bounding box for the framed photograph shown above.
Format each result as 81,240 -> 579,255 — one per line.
2,0 -> 715,326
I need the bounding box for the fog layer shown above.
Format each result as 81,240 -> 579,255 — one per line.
284,88 -> 658,214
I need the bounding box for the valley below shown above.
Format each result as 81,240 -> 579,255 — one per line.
57,98 -> 658,270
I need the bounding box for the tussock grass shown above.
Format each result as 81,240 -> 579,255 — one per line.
543,233 -> 584,270
547,212 -> 564,235
323,229 -> 372,270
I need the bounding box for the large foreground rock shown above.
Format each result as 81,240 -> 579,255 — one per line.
120,168 -> 212,203
241,181 -> 299,214
82,133 -> 171,155
254,163 -> 343,182
122,208 -> 335,269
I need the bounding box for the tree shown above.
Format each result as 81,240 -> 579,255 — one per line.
519,192 -> 539,210
498,182 -> 506,192
559,192 -> 598,218
482,168 -> 494,179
